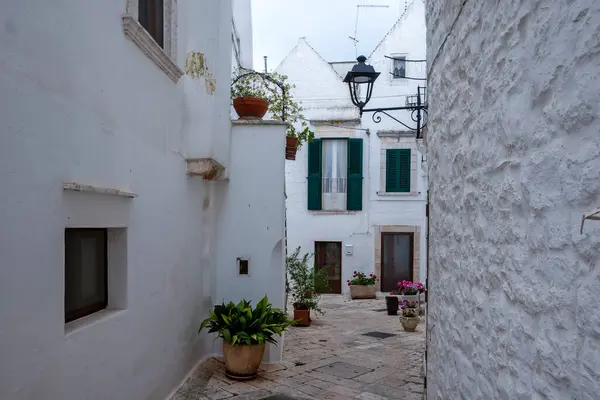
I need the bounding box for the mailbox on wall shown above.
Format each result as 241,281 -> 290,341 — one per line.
345,244 -> 354,256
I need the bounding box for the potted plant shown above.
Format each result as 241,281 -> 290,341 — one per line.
348,271 -> 378,299
231,69 -> 314,159
397,280 -> 426,303
198,296 -> 292,380
231,68 -> 270,120
267,71 -> 315,160
286,247 -> 330,326
399,300 -> 420,332
385,290 -> 400,315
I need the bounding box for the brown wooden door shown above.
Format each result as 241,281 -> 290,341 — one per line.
314,241 -> 342,294
381,233 -> 414,292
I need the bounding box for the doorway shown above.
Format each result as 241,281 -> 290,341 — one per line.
381,232 -> 414,292
314,241 -> 342,294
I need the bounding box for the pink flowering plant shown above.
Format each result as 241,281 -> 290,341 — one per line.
348,271 -> 378,286
395,280 -> 426,295
400,300 -> 419,318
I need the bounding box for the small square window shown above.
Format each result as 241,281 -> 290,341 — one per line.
65,228 -> 108,323
238,258 -> 249,275
392,57 -> 406,79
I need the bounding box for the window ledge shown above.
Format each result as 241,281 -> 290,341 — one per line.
122,15 -> 183,82
311,211 -> 358,215
63,181 -> 137,198
186,158 -> 227,180
377,191 -> 420,196
65,309 -> 126,336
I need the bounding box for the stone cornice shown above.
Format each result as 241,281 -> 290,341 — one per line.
122,15 -> 183,82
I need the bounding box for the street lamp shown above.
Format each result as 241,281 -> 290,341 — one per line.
343,55 -> 428,139
343,55 -> 380,111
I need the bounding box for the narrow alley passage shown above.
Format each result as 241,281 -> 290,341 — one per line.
171,295 -> 425,400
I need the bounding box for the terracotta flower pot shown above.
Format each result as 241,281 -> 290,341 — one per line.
400,316 -> 420,332
293,308 -> 310,327
285,136 -> 299,160
233,97 -> 269,120
223,342 -> 266,380
349,284 -> 377,299
385,296 -> 399,315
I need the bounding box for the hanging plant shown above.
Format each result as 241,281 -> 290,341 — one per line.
231,68 -> 315,157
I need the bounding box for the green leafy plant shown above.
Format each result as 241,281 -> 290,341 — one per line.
286,247 -> 330,315
231,68 -> 315,148
400,300 -> 419,318
348,271 -> 378,286
198,296 -> 293,345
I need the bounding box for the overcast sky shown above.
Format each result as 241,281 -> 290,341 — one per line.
251,0 -> 407,71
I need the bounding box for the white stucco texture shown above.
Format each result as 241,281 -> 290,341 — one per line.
426,1 -> 600,399
212,121 -> 287,363
0,0 -> 260,399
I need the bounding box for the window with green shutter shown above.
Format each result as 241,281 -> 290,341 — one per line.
307,139 -> 322,210
385,149 -> 411,193
346,138 -> 363,210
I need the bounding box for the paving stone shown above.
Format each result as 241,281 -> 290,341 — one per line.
357,367 -> 398,384
362,383 -> 424,400
202,388 -> 233,399
247,377 -> 278,390
232,390 -> 275,400
169,295 -> 424,400
296,383 -> 326,397
356,392 -> 389,400
260,395 -> 307,400
314,361 -> 373,379
304,378 -> 331,390
269,385 -> 314,399
321,392 -> 351,400
223,382 -> 258,396
328,384 -> 361,397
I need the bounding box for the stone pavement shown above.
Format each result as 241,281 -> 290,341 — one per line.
170,295 -> 425,400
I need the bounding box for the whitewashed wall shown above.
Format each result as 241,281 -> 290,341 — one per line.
214,121 -> 287,363
277,38 -> 358,122
279,0 -> 428,294
0,0 -> 249,399
426,0 -> 600,399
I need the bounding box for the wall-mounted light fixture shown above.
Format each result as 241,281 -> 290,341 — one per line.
343,56 -> 428,139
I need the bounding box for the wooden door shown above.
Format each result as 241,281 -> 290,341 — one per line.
381,233 -> 414,292
314,241 -> 342,294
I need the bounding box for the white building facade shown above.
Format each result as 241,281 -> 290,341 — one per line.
426,0 -> 600,398
0,1 -> 287,399
279,0 -> 428,295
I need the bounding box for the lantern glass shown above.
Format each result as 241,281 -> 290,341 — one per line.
344,56 -> 380,109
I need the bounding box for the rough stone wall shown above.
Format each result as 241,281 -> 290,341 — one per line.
426,1 -> 600,399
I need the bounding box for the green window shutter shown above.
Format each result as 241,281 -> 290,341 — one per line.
346,138 -> 363,210
386,149 -> 411,192
307,139 -> 322,210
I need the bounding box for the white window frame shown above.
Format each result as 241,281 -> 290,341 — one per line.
122,0 -> 183,82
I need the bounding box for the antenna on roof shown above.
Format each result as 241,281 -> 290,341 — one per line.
352,4 -> 389,57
